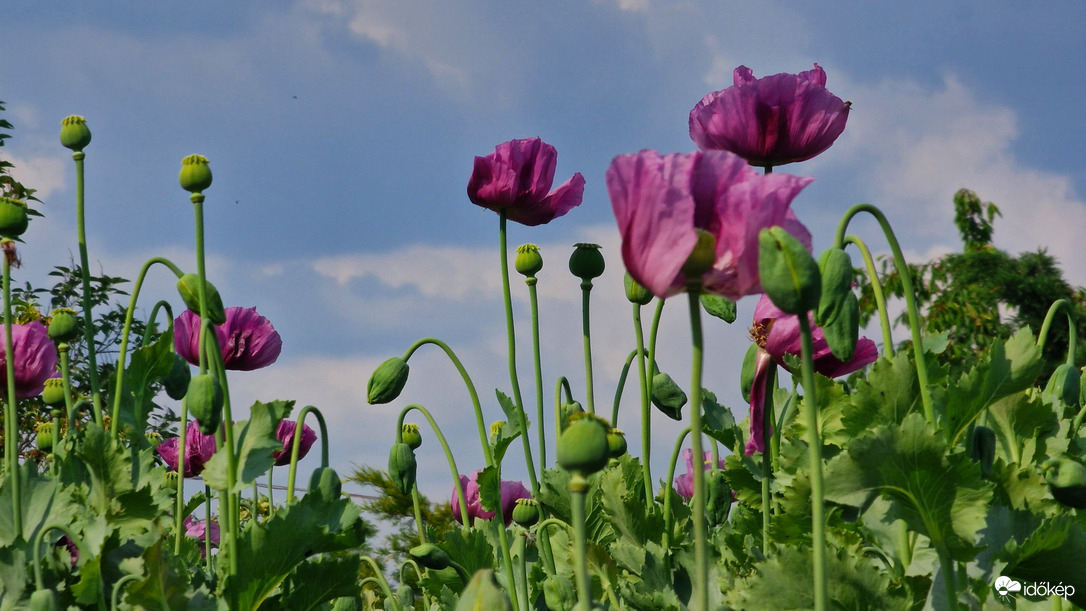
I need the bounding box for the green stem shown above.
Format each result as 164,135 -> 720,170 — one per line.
32,523 -> 97,606
662,426 -> 692,559
761,364 -> 777,550
554,376 -> 573,445
490,462 -> 521,611
581,279 -> 597,415
798,315 -> 828,611
842,235 -> 894,357
173,400 -> 190,556
58,345 -> 74,438
3,248 -> 21,535
526,276 -> 547,473
937,548 -> 958,609
633,303 -> 654,503
569,473 -> 592,611
141,300 -> 175,346
1037,299 -> 1076,364
360,555 -> 401,610
111,573 -> 142,610
685,290 -> 708,611
833,203 -> 933,425
396,404 -> 471,525
535,517 -> 570,574
647,298 -> 665,377
513,534 -> 530,611
286,405 -> 330,501
610,350 -> 637,428
72,151 -> 104,427
410,483 -> 427,545
267,465 -> 274,509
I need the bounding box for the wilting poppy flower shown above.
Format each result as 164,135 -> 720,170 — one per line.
690,64 -> 850,168
467,138 -> 585,226
674,448 -> 727,499
451,470 -> 531,526
607,149 -> 812,299
745,295 -> 878,455
157,421 -> 218,477
272,419 -> 317,466
174,306 -> 282,371
0,321 -> 58,400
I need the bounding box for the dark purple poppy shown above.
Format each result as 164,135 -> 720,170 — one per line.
174,306 -> 282,371
467,138 -> 585,226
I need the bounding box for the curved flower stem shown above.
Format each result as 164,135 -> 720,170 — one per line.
497,212 -> 538,494
647,298 -> 666,377
409,484 -> 427,545
580,278 -> 597,415
1037,299 -> 1077,364
285,405 -> 330,501
525,274 -> 547,473
396,404 -> 471,525
359,555 -> 400,609
662,426 -> 692,561
110,256 -> 185,438
609,350 -> 637,428
33,523 -> 104,609
633,303 -> 654,502
111,573 -> 143,610
71,150 -> 104,427
833,203 -> 933,425
535,517 -> 571,574
399,559 -> 423,585
553,376 -> 573,445
761,364 -> 777,550
3,247 -> 21,534
403,338 -> 494,467
685,289 -> 708,611
842,235 -> 894,357
569,473 -> 593,611
797,315 -> 828,611
141,300 -> 175,345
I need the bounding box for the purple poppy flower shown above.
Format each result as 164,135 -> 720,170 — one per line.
184,515 -> 220,546
174,306 -> 282,371
690,64 -> 850,168
607,149 -> 812,300
745,295 -> 879,455
0,321 -> 58,400
272,419 -> 317,466
450,470 -> 531,526
157,421 -> 218,477
674,448 -> 727,499
467,138 -> 585,226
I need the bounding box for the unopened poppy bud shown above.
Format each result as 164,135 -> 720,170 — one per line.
701,294 -> 737,323
456,569 -> 512,611
409,543 -> 452,570
388,442 -> 417,495
607,429 -> 628,458
162,353 -> 192,401
514,244 -> 543,277
543,575 -> 577,611
179,154 -> 213,193
29,588 -> 61,611
624,273 -> 653,305
557,414 -> 610,475
681,229 -> 717,278
1043,363 -> 1080,413
705,469 -> 734,527
396,585 -> 416,608
821,291 -> 860,362
47,308 -> 81,343
967,426 -> 996,478
511,497 -> 540,527
758,226 -> 821,315
568,243 -> 605,281
740,343 -> 759,403
367,357 -> 410,404
41,378 -> 66,407
59,115 -> 92,152
176,273 -> 227,325
35,422 -> 53,452
163,471 -> 181,491
0,197 -> 29,238
1044,456 -> 1086,509
401,423 -> 422,449
186,373 -> 224,435
309,466 -> 343,501
650,372 -> 687,421
816,248 -> 854,327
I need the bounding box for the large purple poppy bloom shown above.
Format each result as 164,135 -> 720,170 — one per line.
0,321 -> 58,400
690,64 -> 850,168
450,470 -> 531,526
467,138 -> 585,226
272,419 -> 317,466
607,149 -> 812,300
157,421 -> 218,477
174,306 -> 282,371
745,295 -> 879,455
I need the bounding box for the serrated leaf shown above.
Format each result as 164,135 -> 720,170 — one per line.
791,374 -> 851,449
1001,516 -> 1086,607
202,400 -> 292,493
279,555 -> 362,610
701,389 -> 738,450
844,352 -> 922,436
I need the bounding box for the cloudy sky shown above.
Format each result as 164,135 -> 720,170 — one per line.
2,1 -> 1084,501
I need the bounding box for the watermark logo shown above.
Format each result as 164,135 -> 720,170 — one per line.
994,575 -> 1075,601
994,576 -> 1021,597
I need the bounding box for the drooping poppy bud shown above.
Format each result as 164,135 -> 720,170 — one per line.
162,353 -> 191,401
557,414 -> 610,475
309,467 -> 342,502
815,248 -> 854,327
705,469 -> 734,527
559,400 -> 583,431
1043,363 -> 1080,415
968,426 -> 996,478
0,197 -> 29,238
186,373 -> 224,435
47,308 -> 81,343
1043,456 -> 1086,509
514,244 -> 543,277
455,569 -> 512,611
179,154 -> 213,193
59,115 -> 92,152
401,423 -> 423,450
388,442 -> 417,495
29,588 -> 61,611
410,543 -> 452,570
821,291 -> 860,362
543,575 -> 577,611
568,243 -> 605,282
511,497 -> 540,527
758,226 -> 821,315
396,586 -> 416,609
176,273 -> 227,325
367,357 -> 410,404
624,273 -> 653,305
650,372 -> 687,421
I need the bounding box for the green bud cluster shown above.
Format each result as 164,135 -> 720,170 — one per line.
557,413 -> 611,475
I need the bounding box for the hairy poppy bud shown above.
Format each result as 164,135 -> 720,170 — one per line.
758,226 -> 820,315
176,273 -> 226,325
511,497 -> 540,527
410,543 -> 452,570
607,429 -> 628,458
1043,363 -> 1080,415
1044,456 -> 1086,509
186,373 -> 224,435
821,291 -> 860,362
681,229 -> 717,278
701,294 -> 737,323
47,308 -> 81,343
705,469 -> 733,527
0,197 -> 29,238
968,426 -> 996,478
179,154 -> 213,193
568,243 -> 605,281
367,357 -> 410,404
309,466 -> 342,502
396,585 -> 416,608
163,353 -> 192,401
456,569 -> 512,611
388,442 -> 417,495
815,248 -> 854,327
624,273 -> 653,305
557,414 -> 610,475
650,372 -> 687,421
41,378 -> 66,407
514,243 -> 543,277
401,423 -> 422,450
543,575 -> 576,611
59,115 -> 92,152
29,588 -> 61,611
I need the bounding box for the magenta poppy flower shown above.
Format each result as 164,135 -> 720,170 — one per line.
184,515 -> 220,546
0,321 -> 58,400
174,306 -> 282,371
467,138 -> 585,226
607,149 -> 812,300
450,470 -> 531,526
745,295 -> 879,455
674,448 -> 727,499
272,419 -> 317,466
690,64 -> 850,168
157,421 -> 218,477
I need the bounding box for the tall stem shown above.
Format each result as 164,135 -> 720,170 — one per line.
2,247 -> 21,534
569,473 -> 592,611
761,364 -> 777,550
72,151 -> 104,427
581,279 -> 597,415
526,277 -> 547,472
685,290 -> 708,611
662,426 -> 692,560
798,315 -> 827,611
842,235 -> 894,357
396,404 -> 470,525
633,304 -> 654,502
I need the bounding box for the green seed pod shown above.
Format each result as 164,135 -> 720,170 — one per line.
514,243 -> 543,277
145,431 -> 163,448
650,372 -> 687,421
186,373 -> 224,435
968,426 -> 996,478
409,543 -> 452,570
388,442 -> 417,495
367,357 -> 410,404
179,154 -> 213,193
29,588 -> 61,611
705,469 -> 733,528
41,378 -> 67,407
0,197 -> 29,238
568,243 -> 605,281
1043,362 -> 1081,414
680,228 -> 717,278
308,467 -> 342,502
700,293 -> 737,323
607,428 -> 628,458
455,569 -> 512,611
1044,456 -> 1086,509
757,226 -> 821,315
396,585 -> 416,609
815,248 -> 854,327
59,115 -> 92,152
624,272 -> 654,305
401,423 -> 423,450
176,273 -> 227,325
511,497 -> 540,527
35,422 -> 53,452
163,471 -> 181,491
162,353 -> 192,401
47,308 -> 81,343
821,291 -> 860,362
543,574 -> 577,611
557,415 -> 610,475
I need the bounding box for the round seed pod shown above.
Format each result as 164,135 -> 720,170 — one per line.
568,243 -> 605,281
511,498 -> 540,527
41,378 -> 67,407
557,415 -> 610,475
0,197 -> 29,238
59,115 -> 92,151
401,423 -> 423,450
514,244 -> 543,277
607,429 -> 628,458
47,308 -> 81,343
179,154 -> 213,193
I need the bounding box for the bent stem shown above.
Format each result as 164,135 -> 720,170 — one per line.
609,350 -> 637,428
842,235 -> 894,357
396,404 -> 470,526
285,405 -> 330,501
798,315 -> 828,611
1037,299 -> 1076,363
685,289 -> 708,611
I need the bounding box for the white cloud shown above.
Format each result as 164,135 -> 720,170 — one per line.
6,154 -> 66,199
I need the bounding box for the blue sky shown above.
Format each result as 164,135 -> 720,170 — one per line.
2,1 -> 1084,500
